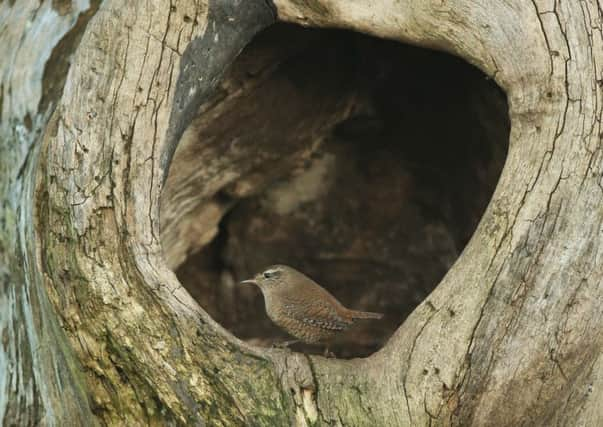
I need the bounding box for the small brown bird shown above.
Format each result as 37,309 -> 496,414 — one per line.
241,265 -> 383,349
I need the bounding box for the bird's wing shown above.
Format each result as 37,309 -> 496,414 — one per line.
281,297 -> 352,332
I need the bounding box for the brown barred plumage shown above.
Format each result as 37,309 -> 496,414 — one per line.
241,265 -> 383,346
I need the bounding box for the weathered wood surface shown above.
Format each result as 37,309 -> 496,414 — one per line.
0,0 -> 601,425
0,2 -> 99,425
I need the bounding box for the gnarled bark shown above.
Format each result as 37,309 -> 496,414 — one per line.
1,0 -> 601,426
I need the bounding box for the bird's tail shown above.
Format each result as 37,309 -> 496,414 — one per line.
348,309 -> 383,320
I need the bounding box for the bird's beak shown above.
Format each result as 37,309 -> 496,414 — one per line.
240,279 -> 257,286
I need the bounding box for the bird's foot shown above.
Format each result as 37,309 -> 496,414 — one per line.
272,339 -> 299,349
323,347 -> 336,358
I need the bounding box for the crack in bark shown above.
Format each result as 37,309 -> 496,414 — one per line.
403,301 -> 440,424
531,1 -> 555,78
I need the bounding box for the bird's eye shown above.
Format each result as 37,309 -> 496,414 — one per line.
263,269 -> 277,279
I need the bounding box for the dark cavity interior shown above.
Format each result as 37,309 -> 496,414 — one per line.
161,24 -> 509,358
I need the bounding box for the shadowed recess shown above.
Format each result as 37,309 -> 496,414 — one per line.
160,24 -> 510,358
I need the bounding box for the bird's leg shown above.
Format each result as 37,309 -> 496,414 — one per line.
272,339 -> 299,349
323,346 -> 336,358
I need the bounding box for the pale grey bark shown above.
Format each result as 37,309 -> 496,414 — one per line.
0,0 -> 601,426
0,2 -> 99,425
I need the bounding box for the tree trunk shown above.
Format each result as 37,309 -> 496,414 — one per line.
1,0 -> 601,426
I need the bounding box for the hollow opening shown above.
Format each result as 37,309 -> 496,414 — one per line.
161,24 -> 509,358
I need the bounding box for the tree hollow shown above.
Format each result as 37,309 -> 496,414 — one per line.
161,24 -> 510,358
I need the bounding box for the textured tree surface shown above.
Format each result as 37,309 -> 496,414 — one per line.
1,1 -> 602,426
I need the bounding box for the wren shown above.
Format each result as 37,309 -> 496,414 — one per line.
241,265 -> 383,348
